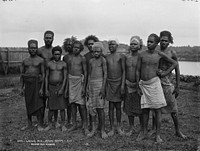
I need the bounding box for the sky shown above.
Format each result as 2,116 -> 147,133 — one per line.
0,0 -> 199,47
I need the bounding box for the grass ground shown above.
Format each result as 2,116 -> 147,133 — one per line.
0,75 -> 199,151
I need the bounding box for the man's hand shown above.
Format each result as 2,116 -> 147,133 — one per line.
157,69 -> 167,78
172,87 -> 179,98
99,88 -> 105,99
20,87 -> 25,96
58,89 -> 64,96
81,89 -> 86,97
45,90 -> 50,97
137,87 -> 143,96
39,88 -> 43,97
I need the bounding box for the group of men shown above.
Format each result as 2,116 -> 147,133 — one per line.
20,30 -> 186,143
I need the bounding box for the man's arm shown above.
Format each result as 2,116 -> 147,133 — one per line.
40,59 -> 45,96
172,50 -> 180,98
82,56 -> 87,96
102,57 -> 107,98
121,54 -> 125,94
20,61 -> 25,95
45,63 -> 50,96
136,53 -> 142,95
159,51 -> 177,76
59,62 -> 67,95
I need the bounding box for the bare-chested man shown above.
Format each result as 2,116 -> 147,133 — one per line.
66,40 -> 89,135
106,39 -> 125,136
136,33 -> 177,143
63,37 -> 77,125
86,42 -> 108,139
150,31 -> 186,139
124,36 -> 143,137
21,39 -> 45,131
44,46 -> 67,131
37,30 -> 57,125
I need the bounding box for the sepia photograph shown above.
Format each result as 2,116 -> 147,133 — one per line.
0,0 -> 199,150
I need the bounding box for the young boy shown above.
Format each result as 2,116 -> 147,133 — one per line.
86,42 -> 108,139
21,39 -> 45,131
66,40 -> 89,135
150,31 -> 186,139
124,36 -> 143,136
136,33 -> 177,143
63,37 -> 77,125
44,46 -> 67,131
106,39 -> 125,136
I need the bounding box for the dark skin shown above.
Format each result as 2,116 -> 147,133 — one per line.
37,32 -> 57,125
150,36 -> 186,139
86,47 -> 108,139
66,43 -> 89,135
21,42 -> 45,131
136,35 -> 177,143
106,40 -> 125,136
44,50 -> 67,131
63,39 -> 73,125
125,39 -> 143,137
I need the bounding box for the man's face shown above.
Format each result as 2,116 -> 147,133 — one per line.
28,43 -> 37,56
93,47 -> 102,58
147,36 -> 157,50
73,43 -> 81,55
130,40 -> 140,52
65,40 -> 73,53
160,36 -> 170,49
109,41 -> 118,53
44,33 -> 54,47
53,50 -> 61,61
87,40 -> 95,52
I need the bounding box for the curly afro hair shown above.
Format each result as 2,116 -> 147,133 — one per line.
84,35 -> 99,46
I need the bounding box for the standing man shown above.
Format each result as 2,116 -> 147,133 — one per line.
37,30 -> 57,125
21,39 -> 45,131
124,36 -> 143,137
84,35 -> 99,129
136,33 -> 177,143
63,36 -> 77,125
106,39 -> 125,136
151,31 -> 186,138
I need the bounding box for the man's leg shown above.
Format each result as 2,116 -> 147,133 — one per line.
87,114 -> 96,137
148,110 -> 156,136
115,102 -> 124,135
136,108 -> 149,141
60,109 -> 67,131
21,114 -> 33,130
97,108 -> 108,139
154,109 -> 163,143
41,98 -> 46,125
79,105 -> 89,135
54,110 -> 61,128
44,109 -> 54,131
67,104 -> 72,125
108,101 -> 115,136
126,115 -> 135,136
171,112 -> 186,138
36,109 -> 44,131
68,103 -> 78,132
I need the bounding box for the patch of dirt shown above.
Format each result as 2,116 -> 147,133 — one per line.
0,85 -> 199,150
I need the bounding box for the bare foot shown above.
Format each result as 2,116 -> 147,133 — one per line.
21,125 -> 33,131
87,130 -> 96,138
136,132 -> 147,142
148,129 -> 156,137
37,125 -> 44,131
61,125 -> 67,132
155,135 -> 163,143
84,128 -> 90,136
101,131 -> 108,139
126,129 -> 135,136
44,124 -> 53,131
117,127 -> 125,136
68,125 -> 77,132
176,131 -> 187,139
55,122 -> 61,129
107,129 -> 115,137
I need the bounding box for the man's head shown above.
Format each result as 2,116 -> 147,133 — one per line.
129,36 -> 143,53
73,40 -> 84,55
63,36 -> 77,54
52,46 -> 62,61
160,31 -> 173,49
84,35 -> 99,52
44,30 -> 54,48
28,39 -> 38,56
92,42 -> 104,58
147,33 -> 160,50
108,39 -> 119,53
